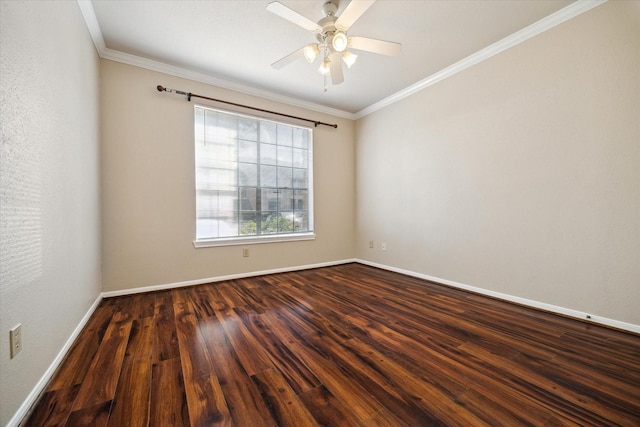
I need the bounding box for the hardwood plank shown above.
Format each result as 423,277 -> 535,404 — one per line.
150,358 -> 190,427
233,305 -> 321,394
251,368 -> 320,427
214,307 -> 274,376
67,400 -> 112,427
125,317 -> 154,360
45,303 -> 116,391
199,284 -> 230,312
108,318 -> 154,427
107,356 -> 151,427
215,282 -> 248,309
198,316 -> 276,426
228,278 -> 271,313
260,310 -> 407,425
454,388 -> 545,426
298,385 -> 372,427
21,385 -> 79,427
71,312 -> 132,411
152,291 -> 180,363
338,336 -> 487,426
331,300 -> 576,423
174,302 -> 232,426
182,286 -> 217,319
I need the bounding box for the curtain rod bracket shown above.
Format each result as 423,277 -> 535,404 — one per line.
157,84 -> 338,129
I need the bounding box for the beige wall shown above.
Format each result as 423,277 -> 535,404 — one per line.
355,1 -> 640,325
101,60 -> 355,292
0,2 -> 102,425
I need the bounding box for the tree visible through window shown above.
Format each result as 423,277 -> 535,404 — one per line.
194,105 -> 313,242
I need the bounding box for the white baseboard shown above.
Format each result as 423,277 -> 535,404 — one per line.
103,257 -> 639,334
101,258 -> 357,298
356,259 -> 640,335
7,294 -> 103,427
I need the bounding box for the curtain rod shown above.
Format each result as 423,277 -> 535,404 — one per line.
156,85 -> 338,129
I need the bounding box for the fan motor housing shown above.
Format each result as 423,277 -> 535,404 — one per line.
317,2 -> 339,44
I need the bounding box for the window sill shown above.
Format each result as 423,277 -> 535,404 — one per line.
193,232 -> 316,248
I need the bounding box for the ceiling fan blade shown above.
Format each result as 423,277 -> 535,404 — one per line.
335,0 -> 376,31
329,53 -> 344,85
348,36 -> 401,56
266,2 -> 322,34
271,47 -> 304,69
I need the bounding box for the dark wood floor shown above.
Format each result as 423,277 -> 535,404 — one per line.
23,263 -> 640,426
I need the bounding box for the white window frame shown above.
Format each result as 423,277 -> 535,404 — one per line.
193,105 -> 315,248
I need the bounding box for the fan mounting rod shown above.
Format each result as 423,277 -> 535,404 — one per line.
322,1 -> 338,17
316,1 -> 339,43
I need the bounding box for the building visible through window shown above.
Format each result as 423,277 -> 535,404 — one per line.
194,105 -> 313,244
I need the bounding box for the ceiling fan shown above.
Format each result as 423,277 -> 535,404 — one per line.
267,0 -> 401,88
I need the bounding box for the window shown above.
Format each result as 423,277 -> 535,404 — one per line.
194,105 -> 314,247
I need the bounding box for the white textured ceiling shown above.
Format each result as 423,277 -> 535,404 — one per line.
87,0 -> 577,115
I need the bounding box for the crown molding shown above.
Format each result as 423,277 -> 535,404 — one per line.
98,48 -> 356,120
76,0 -> 355,120
78,0 -> 606,122
77,0 -> 105,53
354,0 -> 607,119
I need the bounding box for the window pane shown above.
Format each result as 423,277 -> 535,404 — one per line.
293,127 -> 309,149
216,188 -> 237,212
239,117 -> 257,141
294,189 -> 308,211
239,187 -> 256,211
196,165 -> 237,189
195,107 -> 205,145
262,189 -> 278,211
217,143 -> 237,162
196,191 -> 218,218
217,211 -> 238,237
277,124 -> 293,146
293,148 -> 307,168
278,189 -> 293,211
293,168 -> 307,189
239,163 -> 257,186
204,110 -> 219,143
277,167 -> 292,188
277,146 -> 293,167
294,211 -> 309,232
218,113 -> 237,137
261,165 -> 277,188
260,121 -> 276,143
260,212 -> 278,234
240,212 -> 257,235
278,213 -> 294,233
239,140 -> 257,163
197,218 -> 219,238
260,143 -> 277,165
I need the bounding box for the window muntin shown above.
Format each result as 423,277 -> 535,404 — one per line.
194,105 -> 313,244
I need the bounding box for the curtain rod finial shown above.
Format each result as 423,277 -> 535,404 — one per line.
157,85 -> 165,92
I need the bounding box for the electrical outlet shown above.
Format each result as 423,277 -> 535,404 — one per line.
10,324 -> 22,358
369,240 -> 374,248
242,248 -> 249,257
381,242 -> 387,251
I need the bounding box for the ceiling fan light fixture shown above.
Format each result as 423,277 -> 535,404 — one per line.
332,31 -> 348,52
303,43 -> 320,63
342,50 -> 357,68
318,57 -> 331,75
